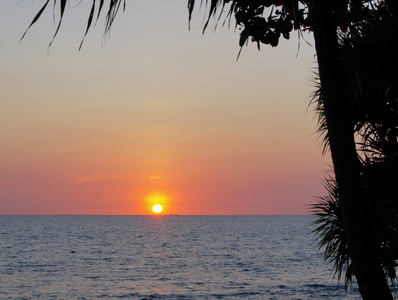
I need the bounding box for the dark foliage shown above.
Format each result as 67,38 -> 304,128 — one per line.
311,6 -> 398,287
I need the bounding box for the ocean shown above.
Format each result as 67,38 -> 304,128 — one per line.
0,215 -> 360,299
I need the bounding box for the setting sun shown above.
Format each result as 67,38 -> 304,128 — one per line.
146,194 -> 169,214
152,204 -> 163,213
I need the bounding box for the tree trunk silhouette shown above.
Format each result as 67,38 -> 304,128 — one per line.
309,2 -> 393,299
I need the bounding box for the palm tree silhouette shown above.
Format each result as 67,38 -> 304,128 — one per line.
312,14 -> 398,292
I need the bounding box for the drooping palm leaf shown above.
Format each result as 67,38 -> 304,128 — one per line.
79,0 -> 96,50
310,177 -> 353,285
21,0 -> 126,49
48,0 -> 67,48
20,0 -> 51,41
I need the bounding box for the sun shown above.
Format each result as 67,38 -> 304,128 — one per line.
152,204 -> 163,214
146,194 -> 168,214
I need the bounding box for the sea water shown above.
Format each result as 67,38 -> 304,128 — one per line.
0,215 -> 360,299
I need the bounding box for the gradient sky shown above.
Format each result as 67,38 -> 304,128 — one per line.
0,1 -> 330,215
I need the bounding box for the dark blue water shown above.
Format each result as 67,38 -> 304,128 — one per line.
0,216 -> 360,299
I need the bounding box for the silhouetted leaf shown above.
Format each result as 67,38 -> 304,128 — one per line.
48,0 -> 67,48
79,0 -> 96,50
203,0 -> 220,33
97,0 -> 105,22
20,0 -> 50,41
239,27 -> 250,47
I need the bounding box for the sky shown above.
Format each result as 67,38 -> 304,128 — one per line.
0,0 -> 330,215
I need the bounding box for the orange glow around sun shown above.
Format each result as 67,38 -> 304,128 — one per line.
146,194 -> 169,214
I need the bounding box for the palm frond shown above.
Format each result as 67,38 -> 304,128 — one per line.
308,71 -> 330,155
188,0 -> 232,33
310,177 -> 353,285
20,0 -> 51,41
21,0 -> 126,49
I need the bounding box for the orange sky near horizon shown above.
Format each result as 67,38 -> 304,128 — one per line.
0,1 -> 330,215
